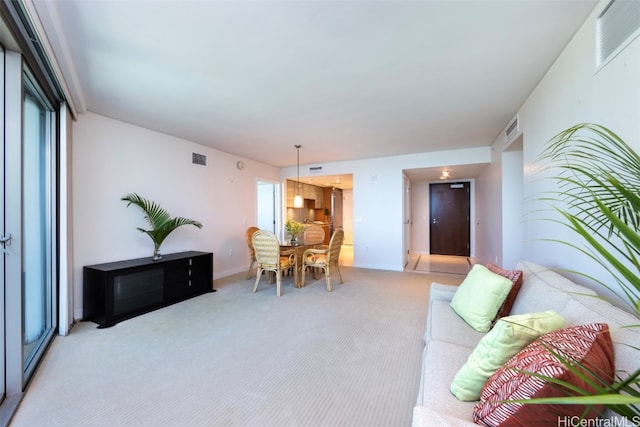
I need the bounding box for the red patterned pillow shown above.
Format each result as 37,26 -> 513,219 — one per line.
486,263 -> 523,319
473,323 -> 614,426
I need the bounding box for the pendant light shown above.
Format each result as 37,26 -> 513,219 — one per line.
293,144 -> 303,208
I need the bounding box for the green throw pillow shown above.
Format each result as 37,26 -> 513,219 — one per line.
450,310 -> 565,401
450,264 -> 513,332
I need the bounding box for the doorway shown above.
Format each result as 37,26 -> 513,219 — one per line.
429,182 -> 470,256
256,180 -> 278,234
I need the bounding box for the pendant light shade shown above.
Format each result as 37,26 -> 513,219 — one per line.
293,144 -> 303,208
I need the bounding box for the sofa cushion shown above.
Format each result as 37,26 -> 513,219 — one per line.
428,299 -> 485,348
559,296 -> 640,380
511,262 -> 598,316
417,340 -> 476,421
450,264 -> 513,332
473,323 -> 615,426
412,406 -> 477,427
486,263 -> 523,319
450,310 -> 564,401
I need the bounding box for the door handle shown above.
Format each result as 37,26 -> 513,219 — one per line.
432,218 -> 439,224
0,234 -> 12,254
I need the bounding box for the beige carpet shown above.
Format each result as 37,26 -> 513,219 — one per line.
413,255 -> 471,275
10,267 -> 462,427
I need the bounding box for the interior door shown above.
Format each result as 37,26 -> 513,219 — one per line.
429,182 -> 470,256
256,180 -> 277,233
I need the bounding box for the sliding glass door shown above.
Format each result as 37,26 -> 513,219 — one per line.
22,72 -> 56,378
2,50 -> 57,408
0,3 -> 61,418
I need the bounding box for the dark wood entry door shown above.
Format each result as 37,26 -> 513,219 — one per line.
429,182 -> 470,256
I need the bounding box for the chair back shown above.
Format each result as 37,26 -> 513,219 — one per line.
327,228 -> 344,263
303,224 -> 325,244
245,226 -> 260,257
252,230 -> 281,268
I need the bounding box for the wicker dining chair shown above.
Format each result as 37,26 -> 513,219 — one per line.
300,228 -> 344,291
245,226 -> 260,279
303,224 -> 325,245
252,230 -> 297,296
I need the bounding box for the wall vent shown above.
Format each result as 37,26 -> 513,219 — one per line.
597,0 -> 640,67
192,153 -> 207,166
309,166 -> 323,174
504,115 -> 519,143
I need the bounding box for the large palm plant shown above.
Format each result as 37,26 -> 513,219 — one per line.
122,193 -> 202,260
538,123 -> 640,316
521,123 -> 640,417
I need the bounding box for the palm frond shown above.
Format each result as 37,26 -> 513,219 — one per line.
538,123 -> 640,314
122,193 -> 202,254
531,123 -> 640,418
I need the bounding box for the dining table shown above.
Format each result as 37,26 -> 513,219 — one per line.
280,238 -> 324,287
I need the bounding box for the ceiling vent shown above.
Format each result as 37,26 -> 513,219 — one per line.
504,115 -> 519,144
597,0 -> 640,68
192,152 -> 207,166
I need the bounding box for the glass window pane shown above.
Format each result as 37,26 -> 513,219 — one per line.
22,78 -> 54,372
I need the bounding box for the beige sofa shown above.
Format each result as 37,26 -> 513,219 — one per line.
413,261 -> 640,426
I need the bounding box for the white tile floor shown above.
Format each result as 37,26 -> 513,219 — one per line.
404,253 -> 475,273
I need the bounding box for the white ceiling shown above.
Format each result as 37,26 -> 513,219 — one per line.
33,0 -> 597,174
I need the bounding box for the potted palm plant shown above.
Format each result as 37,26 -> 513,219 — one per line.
523,123 -> 640,417
122,193 -> 202,260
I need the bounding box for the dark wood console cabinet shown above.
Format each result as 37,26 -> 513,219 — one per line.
83,251 -> 213,328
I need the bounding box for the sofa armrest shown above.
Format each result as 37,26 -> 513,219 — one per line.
423,282 -> 460,345
429,282 -> 458,303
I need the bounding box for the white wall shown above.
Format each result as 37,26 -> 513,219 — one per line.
501,146 -> 524,269
59,103 -> 74,334
280,147 -> 491,271
342,189 -> 353,245
475,145 -> 502,265
72,112 -> 280,319
410,181 -> 430,254
476,0 -> 640,305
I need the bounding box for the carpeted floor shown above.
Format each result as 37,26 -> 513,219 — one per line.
10,267 -> 462,427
